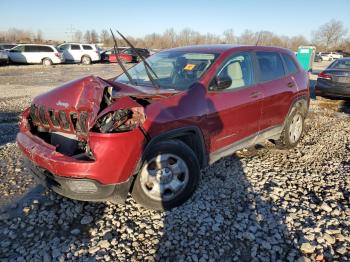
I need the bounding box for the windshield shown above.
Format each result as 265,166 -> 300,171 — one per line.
330,59 -> 350,69
115,50 -> 219,90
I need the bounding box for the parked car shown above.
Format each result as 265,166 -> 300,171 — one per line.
17,45 -> 309,210
314,53 -> 322,62
122,47 -> 150,62
0,43 -> 17,51
0,50 -> 9,65
315,57 -> 350,99
319,52 -> 343,61
8,44 -> 63,65
57,43 -> 100,64
100,48 -> 133,63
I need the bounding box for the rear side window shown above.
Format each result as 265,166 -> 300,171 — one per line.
24,45 -> 38,52
38,46 -> 54,52
82,45 -> 93,50
256,52 -> 285,82
282,53 -> 298,75
59,44 -> 69,51
71,44 -> 81,50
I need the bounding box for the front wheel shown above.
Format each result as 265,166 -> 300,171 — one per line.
132,140 -> 200,210
276,107 -> 305,149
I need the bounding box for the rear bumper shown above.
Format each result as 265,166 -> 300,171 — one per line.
25,157 -> 132,203
315,83 -> 350,98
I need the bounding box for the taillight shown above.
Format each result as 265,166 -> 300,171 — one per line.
54,53 -> 60,58
318,71 -> 332,80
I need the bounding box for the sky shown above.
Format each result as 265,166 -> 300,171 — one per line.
0,0 -> 349,41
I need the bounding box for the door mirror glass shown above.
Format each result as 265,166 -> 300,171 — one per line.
215,76 -> 232,90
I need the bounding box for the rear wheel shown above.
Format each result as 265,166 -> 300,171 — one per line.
81,55 -> 91,65
42,58 -> 52,66
132,140 -> 200,210
276,107 -> 305,149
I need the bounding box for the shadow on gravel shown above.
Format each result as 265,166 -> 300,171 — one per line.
155,154 -> 296,261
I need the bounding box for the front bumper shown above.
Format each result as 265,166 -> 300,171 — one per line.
17,128 -> 146,185
25,157 -> 132,203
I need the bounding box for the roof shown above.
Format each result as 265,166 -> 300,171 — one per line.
167,44 -> 293,54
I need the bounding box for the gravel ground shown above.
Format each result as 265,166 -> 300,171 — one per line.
0,62 -> 349,261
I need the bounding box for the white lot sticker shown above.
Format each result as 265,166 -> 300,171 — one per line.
56,101 -> 69,108
299,49 -> 310,54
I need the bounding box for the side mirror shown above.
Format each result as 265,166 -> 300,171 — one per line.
215,76 -> 232,90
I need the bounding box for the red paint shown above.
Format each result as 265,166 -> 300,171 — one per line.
17,45 -> 309,187
108,53 -> 133,63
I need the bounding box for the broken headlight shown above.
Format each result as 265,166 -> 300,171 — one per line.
93,108 -> 145,133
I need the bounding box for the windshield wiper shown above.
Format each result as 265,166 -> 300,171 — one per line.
116,30 -> 160,89
110,29 -> 135,85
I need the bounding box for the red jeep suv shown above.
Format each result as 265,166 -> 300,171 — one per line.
17,45 -> 309,210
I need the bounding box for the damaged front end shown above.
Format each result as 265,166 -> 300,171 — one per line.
22,76 -> 148,161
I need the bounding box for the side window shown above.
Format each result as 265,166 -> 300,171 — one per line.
11,45 -> 25,52
59,44 -> 69,51
71,44 -> 81,50
37,46 -> 54,52
212,52 -> 254,90
256,52 -> 285,82
282,53 -> 298,75
24,45 -> 38,52
82,45 -> 93,50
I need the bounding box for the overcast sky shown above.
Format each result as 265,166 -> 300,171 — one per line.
0,0 -> 349,41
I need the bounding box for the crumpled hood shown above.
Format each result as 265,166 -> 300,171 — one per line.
31,76 -> 106,136
29,75 -> 180,137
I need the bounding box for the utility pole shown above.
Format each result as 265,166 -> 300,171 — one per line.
65,24 -> 76,42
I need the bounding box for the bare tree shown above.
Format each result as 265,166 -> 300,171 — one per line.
73,30 -> 83,42
312,19 -> 348,50
36,30 -> 43,43
222,29 -> 235,44
100,30 -> 110,46
84,30 -> 91,43
238,29 -> 257,45
91,30 -> 99,43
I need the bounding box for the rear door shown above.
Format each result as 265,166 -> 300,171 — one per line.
206,52 -> 263,152
23,45 -> 39,63
70,44 -> 82,62
256,51 -> 296,130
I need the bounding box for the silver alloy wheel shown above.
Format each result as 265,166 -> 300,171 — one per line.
140,153 -> 189,202
43,59 -> 52,66
288,113 -> 303,143
82,56 -> 91,65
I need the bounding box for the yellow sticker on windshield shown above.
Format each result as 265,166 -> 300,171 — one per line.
184,64 -> 196,71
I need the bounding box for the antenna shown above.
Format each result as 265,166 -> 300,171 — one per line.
255,31 -> 263,46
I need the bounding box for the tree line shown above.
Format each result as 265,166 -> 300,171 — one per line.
0,20 -> 348,52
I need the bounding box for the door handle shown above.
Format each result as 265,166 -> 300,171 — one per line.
250,91 -> 262,98
287,82 -> 295,88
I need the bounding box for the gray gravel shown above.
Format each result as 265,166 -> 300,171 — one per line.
0,63 -> 349,261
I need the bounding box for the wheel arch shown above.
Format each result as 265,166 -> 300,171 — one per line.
283,95 -> 309,128
141,126 -> 208,171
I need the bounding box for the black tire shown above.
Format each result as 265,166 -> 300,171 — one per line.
42,58 -> 52,66
81,55 -> 91,65
132,140 -> 200,210
276,106 -> 305,149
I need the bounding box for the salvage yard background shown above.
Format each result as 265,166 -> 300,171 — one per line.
0,61 -> 349,261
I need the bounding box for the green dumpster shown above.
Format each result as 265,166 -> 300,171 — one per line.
296,46 -> 316,71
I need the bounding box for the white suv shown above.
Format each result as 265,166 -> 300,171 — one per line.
58,43 -> 100,64
319,52 -> 343,61
8,44 -> 63,65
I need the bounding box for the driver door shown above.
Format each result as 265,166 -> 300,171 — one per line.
206,52 -> 263,153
